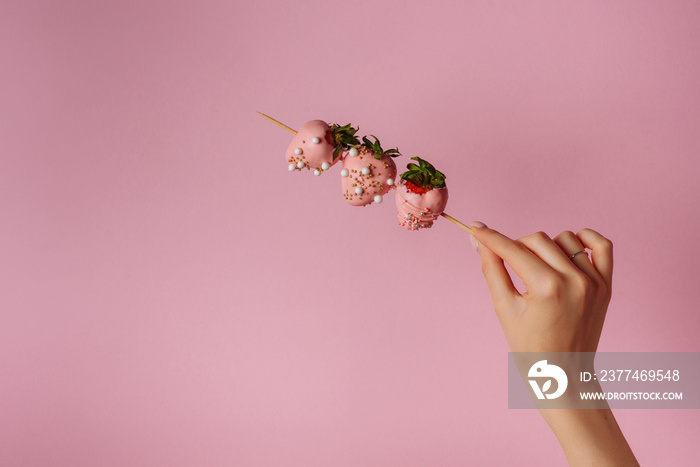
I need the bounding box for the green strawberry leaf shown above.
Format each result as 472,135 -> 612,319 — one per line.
355,134 -> 402,160
329,122 -> 361,160
399,156 -> 446,189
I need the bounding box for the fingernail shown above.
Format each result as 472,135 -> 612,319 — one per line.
469,221 -> 485,252
470,233 -> 480,252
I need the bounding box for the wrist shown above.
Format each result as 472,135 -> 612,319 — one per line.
539,403 -> 638,467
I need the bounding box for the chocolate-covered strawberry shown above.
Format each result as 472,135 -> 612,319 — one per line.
285,121 -> 360,175
395,157 -> 448,230
340,135 -> 400,206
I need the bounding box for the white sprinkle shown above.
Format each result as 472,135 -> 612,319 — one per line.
355,187 -> 363,195
374,195 -> 383,204
314,169 -> 322,176
348,148 -> 358,157
387,178 -> 394,186
340,169 -> 349,177
288,164 -> 296,171
294,147 -> 302,155
312,137 -> 321,144
296,161 -> 305,169
361,167 -> 370,175
321,162 -> 330,171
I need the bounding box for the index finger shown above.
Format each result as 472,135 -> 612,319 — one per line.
471,224 -> 552,281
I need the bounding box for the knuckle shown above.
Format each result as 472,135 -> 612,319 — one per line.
538,274 -> 563,298
572,272 -> 609,302
599,237 -> 613,251
517,231 -> 549,246
508,240 -> 529,255
577,228 -> 614,252
572,273 -> 593,296
554,230 -> 576,242
531,231 -> 550,242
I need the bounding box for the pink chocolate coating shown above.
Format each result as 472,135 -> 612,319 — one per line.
284,120 -> 339,171
341,147 -> 397,206
395,180 -> 448,230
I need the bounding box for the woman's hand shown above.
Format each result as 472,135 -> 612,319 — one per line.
470,222 -> 613,353
470,223 -> 639,467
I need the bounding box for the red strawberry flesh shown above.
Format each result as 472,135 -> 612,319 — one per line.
404,181 -> 431,195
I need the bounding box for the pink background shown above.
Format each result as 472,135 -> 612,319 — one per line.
2,0 -> 699,465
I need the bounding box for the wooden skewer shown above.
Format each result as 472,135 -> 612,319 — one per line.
257,111 -> 297,135
440,213 -> 474,234
259,111 -> 474,234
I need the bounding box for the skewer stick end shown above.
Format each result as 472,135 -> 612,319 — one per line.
257,111 -> 298,135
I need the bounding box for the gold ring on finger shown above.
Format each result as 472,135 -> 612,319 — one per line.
569,250 -> 586,260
